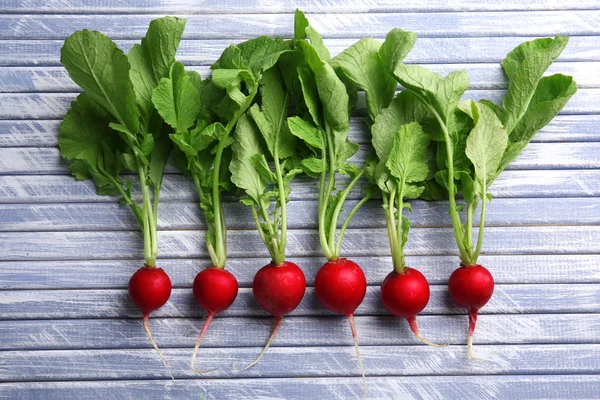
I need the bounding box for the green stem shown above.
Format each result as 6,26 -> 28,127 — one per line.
193,174 -> 220,267
210,85 -> 260,268
138,166 -> 157,267
273,143 -> 287,265
386,188 -> 399,270
473,187 -> 487,264
394,180 -> 406,273
466,202 -> 474,254
329,171 -> 363,258
428,105 -> 470,264
324,124 -> 337,253
335,189 -> 374,257
251,206 -> 277,262
318,146 -> 333,260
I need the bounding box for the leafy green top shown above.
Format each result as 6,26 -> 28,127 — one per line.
59,17 -> 186,266
381,34 -> 577,265
156,36 -> 290,268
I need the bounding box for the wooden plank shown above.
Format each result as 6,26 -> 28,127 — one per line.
2,62 -> 597,93
2,12 -> 600,40
0,170 -> 598,205
2,375 -> 600,400
0,89 -> 596,120
1,344 -> 600,382
2,284 -> 599,319
2,254 -> 600,289
2,197 -> 599,232
1,225 -> 599,261
2,141 -> 599,176
5,0 -> 600,14
3,314 -> 599,350
2,114 -> 598,148
1,36 -> 597,67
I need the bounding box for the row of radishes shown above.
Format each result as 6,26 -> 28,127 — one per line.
58,9 -> 576,390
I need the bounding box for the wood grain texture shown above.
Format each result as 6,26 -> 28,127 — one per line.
2,62 -> 597,93
2,12 -> 600,40
1,225 -> 600,261
3,115 -> 599,147
3,314 -> 599,351
1,36 -> 597,67
2,284 -> 599,319
6,0 -> 600,13
0,89 -> 596,119
2,197 -> 599,232
3,254 -> 600,289
2,375 -> 600,400
2,344 -> 600,382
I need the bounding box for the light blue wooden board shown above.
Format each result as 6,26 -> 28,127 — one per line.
1,1 -> 599,399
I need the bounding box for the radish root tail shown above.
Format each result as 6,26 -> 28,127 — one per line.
407,316 -> 448,347
467,308 -> 485,361
237,316 -> 282,371
143,313 -> 174,380
190,312 -> 218,374
348,314 -> 366,400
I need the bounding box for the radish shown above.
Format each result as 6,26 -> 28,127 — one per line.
284,10 -> 380,395
332,31 -> 443,347
230,48 -> 307,367
59,17 -> 188,377
242,261 -> 306,369
153,36 -> 290,372
379,33 -> 577,357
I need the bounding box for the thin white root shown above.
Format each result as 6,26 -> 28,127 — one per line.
408,317 -> 448,348
235,316 -> 282,371
348,314 -> 366,400
143,314 -> 174,380
190,313 -> 218,374
468,334 -> 486,362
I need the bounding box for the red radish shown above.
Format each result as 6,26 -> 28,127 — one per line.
381,268 -> 445,347
240,261 -> 306,370
128,265 -> 173,378
190,267 -> 239,372
448,263 -> 494,358
314,258 -> 367,382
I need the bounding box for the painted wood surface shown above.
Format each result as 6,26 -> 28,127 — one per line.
1,1 -> 599,399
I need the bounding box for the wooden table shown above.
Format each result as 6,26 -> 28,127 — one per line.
1,1 -> 599,398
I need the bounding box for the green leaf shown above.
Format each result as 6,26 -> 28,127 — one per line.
305,26 -> 330,62
313,61 -> 349,133
139,133 -> 154,156
294,9 -> 310,41
339,163 -> 361,179
464,101 -> 508,193
501,36 -> 570,134
247,67 -> 295,159
237,36 -> 290,75
61,29 -> 140,134
297,66 -> 321,126
384,62 -> 469,127
212,45 -> 248,70
300,157 -> 324,177
499,73 -> 577,173
386,122 -> 430,184
251,154 -> 276,184
151,62 -> 200,133
59,92 -> 122,196
332,38 -> 398,121
230,114 -> 268,203
287,116 -> 324,149
378,28 -> 418,84
128,16 -> 186,131
372,91 -> 429,166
